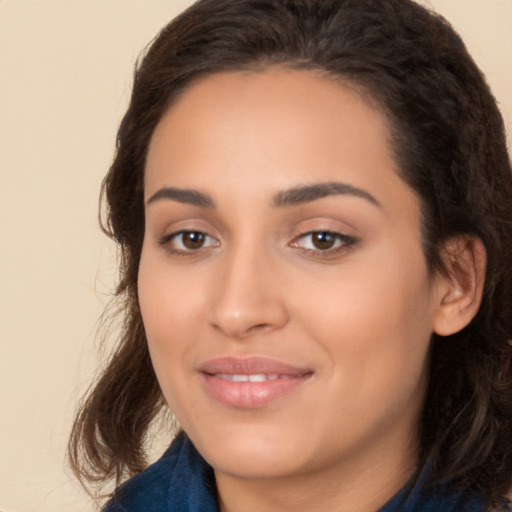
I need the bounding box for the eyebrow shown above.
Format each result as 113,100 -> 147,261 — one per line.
272,182 -> 380,208
147,187 -> 216,208
146,181 -> 380,209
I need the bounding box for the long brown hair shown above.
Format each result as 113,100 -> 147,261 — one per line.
69,0 -> 512,508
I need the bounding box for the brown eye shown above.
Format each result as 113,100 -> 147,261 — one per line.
311,232 -> 336,250
181,231 -> 206,249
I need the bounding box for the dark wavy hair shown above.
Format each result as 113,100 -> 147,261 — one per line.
69,0 -> 512,508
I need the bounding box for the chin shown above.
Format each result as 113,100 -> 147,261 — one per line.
187,422 -> 309,479
207,446 -> 302,480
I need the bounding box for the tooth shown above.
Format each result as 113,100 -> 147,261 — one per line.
248,374 -> 267,382
215,373 -> 285,382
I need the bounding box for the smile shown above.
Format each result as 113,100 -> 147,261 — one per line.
198,357 -> 313,409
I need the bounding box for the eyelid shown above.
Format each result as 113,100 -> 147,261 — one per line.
288,228 -> 358,260
291,230 -> 355,247
153,216 -> 219,243
159,229 -> 220,256
161,230 -> 218,245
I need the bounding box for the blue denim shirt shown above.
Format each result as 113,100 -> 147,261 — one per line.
104,433 -> 485,512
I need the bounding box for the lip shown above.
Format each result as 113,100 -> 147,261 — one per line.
198,356 -> 313,409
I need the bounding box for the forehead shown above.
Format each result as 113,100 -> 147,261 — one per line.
145,68 -> 415,215
148,68 -> 390,158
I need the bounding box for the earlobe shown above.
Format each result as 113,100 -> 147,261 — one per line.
433,236 -> 487,337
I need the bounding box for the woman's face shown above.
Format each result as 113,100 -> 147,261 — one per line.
139,69 -> 445,486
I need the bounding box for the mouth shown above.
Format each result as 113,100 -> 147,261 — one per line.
198,357 -> 313,409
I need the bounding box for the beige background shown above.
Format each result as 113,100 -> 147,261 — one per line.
0,1 -> 510,511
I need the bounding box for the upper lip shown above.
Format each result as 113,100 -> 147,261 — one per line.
198,356 -> 312,377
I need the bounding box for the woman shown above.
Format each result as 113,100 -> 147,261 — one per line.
69,0 -> 512,510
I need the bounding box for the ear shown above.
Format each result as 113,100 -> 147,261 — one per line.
433,235 -> 487,337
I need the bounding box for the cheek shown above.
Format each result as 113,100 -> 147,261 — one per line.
138,244 -> 208,332
137,250 -> 203,391
293,245 -> 435,404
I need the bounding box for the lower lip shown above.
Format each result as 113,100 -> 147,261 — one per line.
201,374 -> 310,409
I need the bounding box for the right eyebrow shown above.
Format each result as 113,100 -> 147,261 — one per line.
146,187 -> 216,208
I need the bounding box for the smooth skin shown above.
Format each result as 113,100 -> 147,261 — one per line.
138,69 -> 485,512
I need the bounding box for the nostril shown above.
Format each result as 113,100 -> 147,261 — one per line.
247,323 -> 271,333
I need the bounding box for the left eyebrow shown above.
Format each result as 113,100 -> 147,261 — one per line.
272,182 -> 381,208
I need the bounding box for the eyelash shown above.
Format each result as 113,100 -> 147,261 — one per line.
159,230 -> 357,258
159,230 -> 219,257
290,231 -> 357,257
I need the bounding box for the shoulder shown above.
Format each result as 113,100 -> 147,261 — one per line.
380,465 -> 487,512
381,487 -> 486,512
103,432 -> 218,512
103,442 -> 181,512
417,489 -> 485,512
103,434 -> 187,512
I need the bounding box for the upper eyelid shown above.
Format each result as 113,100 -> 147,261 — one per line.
156,218 -> 219,238
161,229 -> 218,243
289,214 -> 358,232
289,223 -> 355,240
292,230 -> 355,244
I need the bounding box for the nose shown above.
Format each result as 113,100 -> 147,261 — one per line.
208,245 -> 289,340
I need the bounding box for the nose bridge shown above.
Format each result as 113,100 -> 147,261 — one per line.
208,236 -> 288,338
